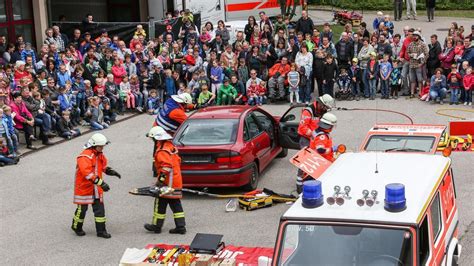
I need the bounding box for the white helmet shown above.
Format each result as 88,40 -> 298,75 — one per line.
84,133 -> 110,149
319,113 -> 337,129
147,126 -> 173,141
171,93 -> 193,105
319,94 -> 335,110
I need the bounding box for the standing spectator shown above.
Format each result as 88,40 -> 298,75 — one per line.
295,45 -> 313,102
215,20 -> 230,44
365,52 -> 379,100
373,12 -> 384,31
322,55 -> 338,97
448,72 -> 462,105
244,16 -> 257,43
407,31 -> 429,97
358,38 -> 375,97
429,68 -> 447,104
426,0 -> 436,22
313,49 -> 326,97
459,37 -> 474,67
52,25 -> 67,52
210,60 -> 223,95
427,34 -> 442,78
391,34 -> 403,60
379,54 -> 393,99
399,28 -> 414,95
130,74 -> 143,112
82,14 -> 95,33
268,56 -> 290,101
335,32 -> 354,69
120,76 -> 135,110
111,58 -> 126,85
463,66 -> 473,105
406,0 -> 417,20
439,39 -> 455,76
390,60 -> 402,99
258,11 -> 273,34
349,58 -> 362,100
57,64 -> 72,88
295,10 -> 314,36
288,63 -> 300,104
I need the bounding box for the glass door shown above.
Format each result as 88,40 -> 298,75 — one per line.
0,0 -> 34,45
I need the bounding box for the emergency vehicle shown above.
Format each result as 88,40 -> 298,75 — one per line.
150,0 -> 302,24
266,152 -> 462,265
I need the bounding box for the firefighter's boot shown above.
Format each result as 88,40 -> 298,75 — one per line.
144,223 -> 162,233
71,222 -> 86,236
95,219 -> 111,238
169,227 -> 186,235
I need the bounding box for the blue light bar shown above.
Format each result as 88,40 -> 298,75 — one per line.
302,180 -> 324,208
384,183 -> 406,212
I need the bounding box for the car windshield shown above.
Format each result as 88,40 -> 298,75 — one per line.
365,135 -> 435,152
278,223 -> 413,266
174,119 -> 239,145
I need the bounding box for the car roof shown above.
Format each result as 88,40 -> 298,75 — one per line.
189,105 -> 255,119
283,152 -> 451,225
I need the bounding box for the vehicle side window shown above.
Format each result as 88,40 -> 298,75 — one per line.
243,122 -> 250,141
430,192 -> 443,243
253,111 -> 274,131
245,115 -> 262,139
419,216 -> 431,264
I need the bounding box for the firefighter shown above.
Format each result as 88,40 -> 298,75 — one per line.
152,92 -> 193,176
295,94 -> 334,193
144,126 -> 186,235
71,133 -> 121,238
309,112 -> 338,162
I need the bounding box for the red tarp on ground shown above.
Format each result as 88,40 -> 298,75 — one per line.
144,244 -> 274,265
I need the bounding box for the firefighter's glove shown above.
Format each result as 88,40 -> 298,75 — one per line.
158,173 -> 167,183
94,178 -> 110,192
316,147 -> 326,154
105,167 -> 121,179
159,186 -> 174,196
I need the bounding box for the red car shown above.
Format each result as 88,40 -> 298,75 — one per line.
173,105 -> 303,190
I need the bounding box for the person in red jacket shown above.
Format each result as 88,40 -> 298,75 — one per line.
71,133 -> 121,238
295,94 -> 334,193
309,112 -> 338,162
144,126 -> 186,234
463,66 -> 473,105
268,56 -> 291,100
9,92 -> 36,149
399,28 -> 414,95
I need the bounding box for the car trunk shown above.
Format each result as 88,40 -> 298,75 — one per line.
178,145 -> 242,170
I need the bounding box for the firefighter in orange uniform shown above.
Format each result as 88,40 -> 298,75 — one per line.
309,113 -> 338,162
144,126 -> 186,234
296,94 -> 334,193
71,133 -> 121,238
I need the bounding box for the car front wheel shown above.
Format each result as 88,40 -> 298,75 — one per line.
244,163 -> 259,191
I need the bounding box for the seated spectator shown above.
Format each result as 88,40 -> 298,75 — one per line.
217,78 -> 237,105
197,84 -> 215,108
430,68 -> 448,104
57,110 -> 81,139
0,107 -> 18,156
10,92 -> 36,149
268,56 -> 290,101
89,96 -> 109,130
230,75 -> 247,105
147,89 -> 160,114
102,99 -> 117,124
247,79 -> 261,106
0,137 -> 19,166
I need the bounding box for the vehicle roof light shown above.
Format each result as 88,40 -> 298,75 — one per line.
302,180 -> 324,209
384,183 -> 407,212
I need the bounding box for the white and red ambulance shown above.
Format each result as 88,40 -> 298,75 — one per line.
270,152 -> 462,265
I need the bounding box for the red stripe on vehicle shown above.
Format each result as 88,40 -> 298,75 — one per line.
226,2 -> 260,12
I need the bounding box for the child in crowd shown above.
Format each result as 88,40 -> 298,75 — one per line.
312,29 -> 320,47
1,106 -> 18,155
390,60 -> 401,99
337,68 -> 352,99
0,107 -> 17,157
304,33 -> 316,52
200,27 -> 212,44
463,66 -> 473,106
130,74 -> 143,112
247,80 -> 261,106
298,66 -> 309,103
84,80 -> 94,103
164,69 -> 176,99
257,81 -> 267,106
102,99 -> 117,124
350,58 -> 361,100
94,77 -> 106,99
322,55 -> 338,97
237,58 -> 249,85
0,137 -> 19,166
287,63 -> 300,104
379,54 -> 393,99
177,82 -> 187,95
448,74 -> 462,105
147,89 -> 161,114
197,84 -> 215,107
366,52 -> 379,100
453,39 -> 465,64
120,76 -> 135,110
89,96 -> 109,130
105,74 -> 122,113
210,60 -> 223,95
420,81 -> 431,101
57,110 -> 81,139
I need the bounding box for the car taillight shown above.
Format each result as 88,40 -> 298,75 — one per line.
216,152 -> 242,164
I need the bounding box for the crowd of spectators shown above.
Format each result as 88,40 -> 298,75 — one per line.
0,10 -> 473,167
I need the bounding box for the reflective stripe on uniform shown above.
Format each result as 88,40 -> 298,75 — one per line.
95,217 -> 107,223
85,173 -> 94,180
72,205 -> 83,229
153,213 -> 166,219
173,212 -> 185,219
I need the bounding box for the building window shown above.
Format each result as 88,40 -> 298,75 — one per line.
0,0 -> 34,45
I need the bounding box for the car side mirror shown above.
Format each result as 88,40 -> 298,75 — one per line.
283,114 -> 296,122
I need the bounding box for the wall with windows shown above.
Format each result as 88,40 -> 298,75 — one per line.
0,0 -> 35,44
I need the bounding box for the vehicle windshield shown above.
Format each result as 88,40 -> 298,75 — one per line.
278,223 -> 413,266
174,119 -> 239,145
365,135 -> 435,152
